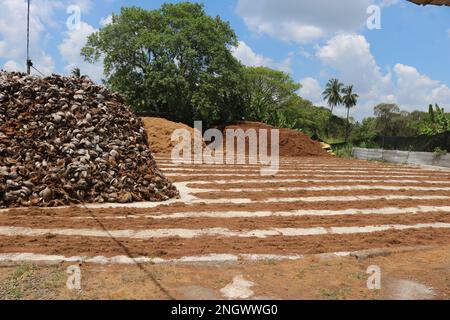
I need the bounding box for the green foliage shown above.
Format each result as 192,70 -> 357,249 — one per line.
341,86 -> 358,110
322,78 -> 343,114
434,147 -> 447,158
332,143 -> 354,158
341,85 -> 359,142
278,85 -> 352,142
243,66 -> 301,127
78,1 -> 446,150
406,111 -> 429,134
71,67 -> 81,78
374,103 -> 401,136
347,104 -> 449,152
360,103 -> 426,138
82,3 -> 246,127
420,104 -> 450,136
266,109 -> 298,129
349,117 -> 377,142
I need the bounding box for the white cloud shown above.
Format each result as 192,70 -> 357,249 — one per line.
447,29 -> 450,38
393,64 -> 450,108
3,60 -> 22,72
69,0 -> 92,13
298,47 -> 312,58
100,15 -> 113,27
58,21 -> 103,82
0,0 -> 101,77
236,0 -> 374,43
378,0 -> 399,7
298,77 -> 324,105
0,0 -> 61,75
232,41 -> 293,73
236,0 -> 400,43
316,33 -> 392,98
311,33 -> 450,119
277,53 -> 294,74
232,41 -> 275,67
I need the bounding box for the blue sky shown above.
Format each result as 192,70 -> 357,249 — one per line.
0,0 -> 449,120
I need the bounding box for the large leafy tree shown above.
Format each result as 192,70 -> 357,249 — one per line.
283,102 -> 343,140
374,103 -> 401,136
322,78 -> 343,115
350,117 -> 377,143
243,66 -> 301,126
341,85 -> 359,142
81,3 -> 246,127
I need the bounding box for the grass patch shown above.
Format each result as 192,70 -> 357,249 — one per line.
0,264 -> 66,300
323,137 -> 346,145
332,143 -> 354,158
264,259 -> 279,266
319,286 -> 352,300
296,268 -> 305,280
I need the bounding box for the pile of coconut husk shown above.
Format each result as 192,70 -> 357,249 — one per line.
0,72 -> 179,208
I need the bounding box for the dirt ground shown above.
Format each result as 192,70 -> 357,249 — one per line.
0,156 -> 449,300
0,245 -> 449,300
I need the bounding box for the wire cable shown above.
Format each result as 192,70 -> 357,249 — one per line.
31,65 -> 45,77
82,203 -> 176,300
27,0 -> 31,74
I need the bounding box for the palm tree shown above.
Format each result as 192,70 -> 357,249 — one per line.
71,67 -> 81,78
322,78 -> 343,115
341,85 -> 359,143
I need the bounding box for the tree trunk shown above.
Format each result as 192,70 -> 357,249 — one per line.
345,107 -> 350,143
327,105 -> 335,138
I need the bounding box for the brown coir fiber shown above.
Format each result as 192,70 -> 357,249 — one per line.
222,121 -> 330,157
141,117 -> 206,156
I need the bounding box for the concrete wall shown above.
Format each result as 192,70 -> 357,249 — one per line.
352,148 -> 450,168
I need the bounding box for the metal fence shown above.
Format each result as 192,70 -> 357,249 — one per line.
352,147 -> 450,168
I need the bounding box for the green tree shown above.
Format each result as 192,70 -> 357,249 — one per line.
81,3 -> 246,127
71,67 -> 81,78
283,103 -> 331,139
243,66 -> 301,126
405,110 -> 428,135
420,104 -> 450,135
322,78 -> 343,115
350,117 -> 377,143
341,85 -> 359,142
374,103 -> 401,137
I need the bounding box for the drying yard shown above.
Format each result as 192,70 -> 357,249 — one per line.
1,156 -> 450,299
2,155 -> 450,262
1,72 -> 450,300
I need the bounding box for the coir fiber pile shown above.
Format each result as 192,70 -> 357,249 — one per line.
0,72 -> 179,208
142,117 -> 206,155
223,122 -> 330,157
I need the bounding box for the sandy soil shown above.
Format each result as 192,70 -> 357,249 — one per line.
0,245 -> 449,300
